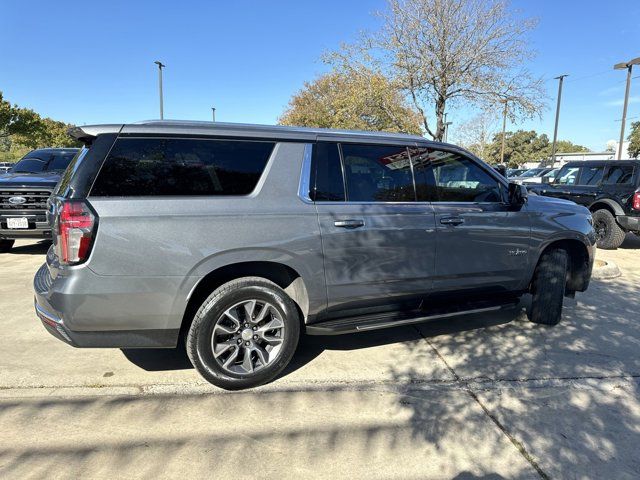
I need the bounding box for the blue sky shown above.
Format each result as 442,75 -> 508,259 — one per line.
1,0 -> 639,151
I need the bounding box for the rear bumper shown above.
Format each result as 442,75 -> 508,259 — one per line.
617,215 -> 640,232
33,262 -> 179,348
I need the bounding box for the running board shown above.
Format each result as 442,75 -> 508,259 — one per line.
305,300 -> 518,335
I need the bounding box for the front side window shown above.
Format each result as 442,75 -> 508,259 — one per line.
603,165 -> 634,185
555,166 -> 580,185
577,166 -> 604,186
341,144 -> 415,202
91,138 -> 274,196
420,149 -> 503,202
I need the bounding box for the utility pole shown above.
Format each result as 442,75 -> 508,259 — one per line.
211,107 -> 216,122
550,74 -> 568,167
154,61 -> 165,119
500,99 -> 508,164
614,57 -> 640,159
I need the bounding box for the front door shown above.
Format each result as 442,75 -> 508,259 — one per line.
412,147 -> 531,294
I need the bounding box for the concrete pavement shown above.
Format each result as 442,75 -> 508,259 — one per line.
1,237 -> 639,478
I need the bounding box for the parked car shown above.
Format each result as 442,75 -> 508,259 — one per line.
509,167 -> 554,184
34,121 -> 595,390
0,148 -> 79,252
507,168 -> 527,177
0,162 -> 14,174
519,168 -> 560,185
530,160 -> 640,249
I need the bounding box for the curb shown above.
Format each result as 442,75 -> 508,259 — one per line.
592,259 -> 621,279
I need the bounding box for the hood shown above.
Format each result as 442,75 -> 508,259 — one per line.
526,192 -> 588,214
0,171 -> 61,188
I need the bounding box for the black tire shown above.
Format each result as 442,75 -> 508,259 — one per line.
0,239 -> 15,253
592,209 -> 625,250
529,248 -> 568,326
186,276 -> 300,390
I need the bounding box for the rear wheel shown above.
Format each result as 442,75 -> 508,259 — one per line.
592,209 -> 625,250
186,277 -> 300,390
0,239 -> 15,253
529,248 -> 568,326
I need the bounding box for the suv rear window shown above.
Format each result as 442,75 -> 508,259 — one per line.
603,164 -> 634,185
91,138 -> 275,196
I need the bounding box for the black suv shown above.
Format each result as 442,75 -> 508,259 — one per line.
532,160 -> 640,249
0,148 -> 79,252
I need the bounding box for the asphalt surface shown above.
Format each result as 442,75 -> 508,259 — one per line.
1,237 -> 639,479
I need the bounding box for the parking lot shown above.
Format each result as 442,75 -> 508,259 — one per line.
1,237 -> 639,479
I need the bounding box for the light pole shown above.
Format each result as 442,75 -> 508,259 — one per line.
154,61 -> 166,119
614,57 -> 640,159
500,99 -> 508,164
211,107 -> 216,122
550,74 -> 568,166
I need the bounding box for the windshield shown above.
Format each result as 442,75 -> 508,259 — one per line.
520,168 -> 544,178
543,169 -> 559,178
11,157 -> 47,173
48,152 -> 76,171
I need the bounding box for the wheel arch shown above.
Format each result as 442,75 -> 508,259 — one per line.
534,238 -> 593,294
179,261 -> 310,340
589,198 -> 625,216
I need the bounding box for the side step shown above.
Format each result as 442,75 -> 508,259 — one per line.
305,299 -> 519,335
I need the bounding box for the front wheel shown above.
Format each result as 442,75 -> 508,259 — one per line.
186,277 -> 300,390
0,239 -> 15,253
529,248 -> 568,326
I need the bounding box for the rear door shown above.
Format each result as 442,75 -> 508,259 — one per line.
600,163 -> 637,209
312,142 -> 436,315
412,147 -> 531,294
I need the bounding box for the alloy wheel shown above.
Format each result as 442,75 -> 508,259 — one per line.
211,299 -> 284,375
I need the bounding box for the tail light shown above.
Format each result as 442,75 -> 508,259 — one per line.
56,201 -> 97,265
633,192 -> 640,211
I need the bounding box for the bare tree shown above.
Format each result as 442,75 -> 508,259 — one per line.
455,111 -> 499,160
325,0 -> 546,141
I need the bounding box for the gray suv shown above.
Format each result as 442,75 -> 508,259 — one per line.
34,121 -> 596,390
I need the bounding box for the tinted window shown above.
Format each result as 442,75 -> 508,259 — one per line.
310,143 -> 345,201
555,166 -> 580,185
91,138 -> 274,196
603,165 -> 634,185
48,152 -> 76,171
423,149 -> 503,202
11,157 -> 48,173
341,144 -> 415,202
578,166 -> 604,186
409,147 -> 438,201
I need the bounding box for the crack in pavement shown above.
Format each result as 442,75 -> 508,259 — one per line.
413,325 -> 552,480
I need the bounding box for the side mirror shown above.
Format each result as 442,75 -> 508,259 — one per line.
508,182 -> 528,206
494,164 -> 507,177
541,176 -> 551,184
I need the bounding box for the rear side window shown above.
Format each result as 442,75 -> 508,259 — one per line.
310,143 -> 345,201
603,165 -> 634,185
577,165 -> 604,186
91,138 -> 274,196
341,144 -> 415,202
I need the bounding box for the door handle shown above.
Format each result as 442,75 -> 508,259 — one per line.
440,216 -> 465,226
334,219 -> 365,229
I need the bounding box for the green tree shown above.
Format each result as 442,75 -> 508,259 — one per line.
628,121 -> 640,159
279,71 -> 423,134
483,130 -> 589,167
0,91 -> 43,145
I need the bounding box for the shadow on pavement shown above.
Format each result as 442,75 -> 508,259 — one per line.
6,240 -> 51,255
620,232 -> 640,249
